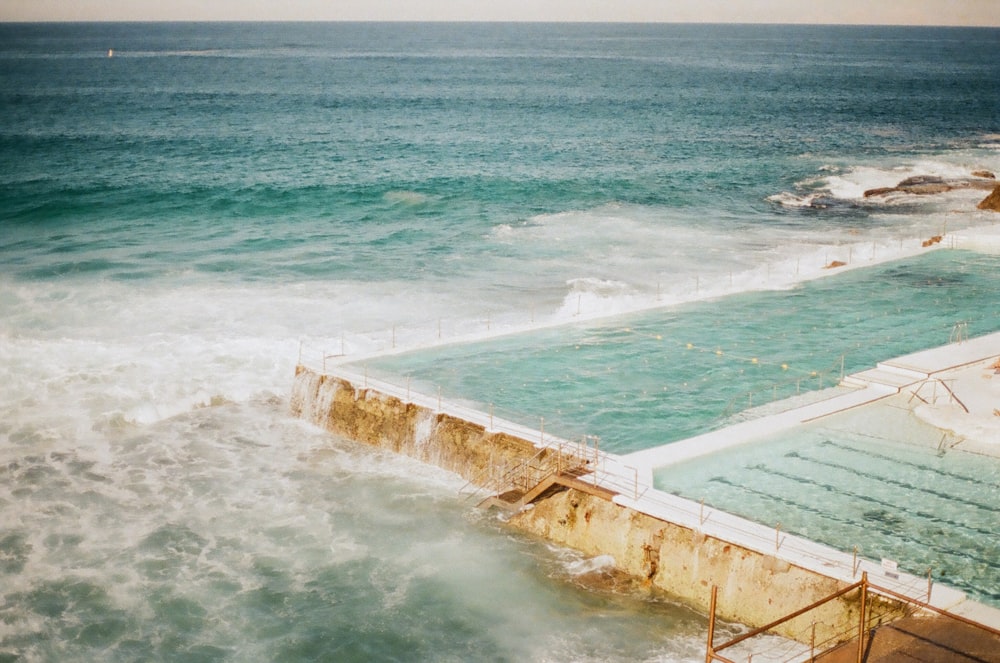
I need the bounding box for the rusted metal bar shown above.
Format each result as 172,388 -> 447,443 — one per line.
856,572 -> 868,663
705,585 -> 718,663
713,579 -> 864,654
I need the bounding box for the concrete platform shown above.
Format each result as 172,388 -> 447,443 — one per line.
816,613 -> 1000,663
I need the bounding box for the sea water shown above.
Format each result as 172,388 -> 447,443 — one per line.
2,22 -> 1000,661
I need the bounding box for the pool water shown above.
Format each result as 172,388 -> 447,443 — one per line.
364,251 -> 1000,454
654,399 -> 1000,607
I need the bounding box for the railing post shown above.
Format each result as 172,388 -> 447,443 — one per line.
857,572 -> 868,663
927,568 -> 933,603
705,585 -> 718,663
593,436 -> 599,487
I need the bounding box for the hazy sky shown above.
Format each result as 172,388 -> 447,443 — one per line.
2,0 -> 999,25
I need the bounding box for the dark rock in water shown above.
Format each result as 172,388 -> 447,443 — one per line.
897,175 -> 947,188
978,184 -> 1000,212
863,186 -> 897,198
902,183 -> 953,195
866,172 -> 997,199
896,176 -> 953,195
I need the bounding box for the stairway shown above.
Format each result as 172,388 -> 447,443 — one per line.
478,464 -> 618,512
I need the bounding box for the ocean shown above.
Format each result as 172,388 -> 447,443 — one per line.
2,21 -> 999,662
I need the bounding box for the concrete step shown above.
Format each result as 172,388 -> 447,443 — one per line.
844,367 -> 923,390
874,362 -> 931,382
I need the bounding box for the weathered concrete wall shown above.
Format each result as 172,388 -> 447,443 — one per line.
291,366 -> 550,485
507,489 -> 905,644
291,366 -> 907,645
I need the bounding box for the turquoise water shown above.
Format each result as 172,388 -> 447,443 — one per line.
368,250 -> 1000,453
3,22 -> 1000,661
654,402 -> 1000,607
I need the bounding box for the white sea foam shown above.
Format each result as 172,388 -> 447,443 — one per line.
563,553 -> 618,576
771,155 -> 999,211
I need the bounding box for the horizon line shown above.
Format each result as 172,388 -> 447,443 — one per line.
3,19 -> 1000,28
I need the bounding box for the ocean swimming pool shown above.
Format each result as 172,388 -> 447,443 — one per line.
363,250 -> 1000,454
653,397 -> 1000,607
355,250 -> 1000,609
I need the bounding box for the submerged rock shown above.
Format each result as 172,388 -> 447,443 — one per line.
978,184 -> 1000,212
972,170 -> 996,179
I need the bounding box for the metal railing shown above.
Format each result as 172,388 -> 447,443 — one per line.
720,355 -> 850,421
459,438 -> 596,505
298,360 -> 644,503
705,571 -> 1000,663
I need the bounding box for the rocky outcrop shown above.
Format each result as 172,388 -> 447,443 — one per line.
864,172 -> 998,198
978,184 -> 1000,212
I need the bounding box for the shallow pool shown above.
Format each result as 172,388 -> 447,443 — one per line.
654,399 -> 1000,607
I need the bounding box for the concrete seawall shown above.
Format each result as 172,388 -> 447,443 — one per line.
503,488 -> 908,645
290,364 -> 915,646
291,366 -> 549,485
